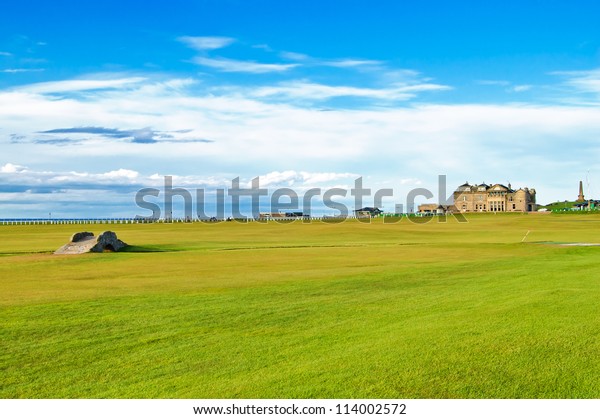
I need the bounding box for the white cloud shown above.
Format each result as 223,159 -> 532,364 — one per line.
2,71 -> 600,211
1,166 -> 145,189
512,84 -> 532,92
322,59 -> 383,68
380,69 -> 423,84
17,77 -> 146,94
556,68 -> 600,95
257,171 -> 359,187
1,68 -> 44,73
299,172 -> 359,184
177,36 -> 235,51
47,169 -> 142,185
477,80 -> 511,86
1,163 -> 28,173
192,56 -> 299,73
0,51 -> 13,56
279,52 -> 382,68
477,80 -> 533,94
180,37 -> 384,75
280,51 -> 310,61
100,169 -> 139,180
0,163 -> 359,193
249,80 -> 450,100
252,44 -> 273,52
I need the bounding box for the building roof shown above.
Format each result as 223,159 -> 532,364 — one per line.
489,183 -> 511,191
456,182 -> 534,194
355,207 -> 382,213
456,182 -> 472,192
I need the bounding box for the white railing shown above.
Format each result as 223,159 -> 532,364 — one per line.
0,215 -> 398,225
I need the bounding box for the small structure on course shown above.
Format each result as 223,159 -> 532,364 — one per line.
54,231 -> 127,254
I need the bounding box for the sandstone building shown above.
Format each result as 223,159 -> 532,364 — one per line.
453,182 -> 536,213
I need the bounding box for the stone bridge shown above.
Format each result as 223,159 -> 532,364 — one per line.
54,231 -> 127,254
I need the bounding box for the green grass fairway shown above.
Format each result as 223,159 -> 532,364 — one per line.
1,214 -> 600,398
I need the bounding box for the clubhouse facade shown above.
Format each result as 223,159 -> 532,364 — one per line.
419,182 -> 537,214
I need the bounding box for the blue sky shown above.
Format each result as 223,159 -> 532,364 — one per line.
1,1 -> 600,217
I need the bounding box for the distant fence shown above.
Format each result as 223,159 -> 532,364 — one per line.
0,218 -> 153,225
0,215 -> 404,226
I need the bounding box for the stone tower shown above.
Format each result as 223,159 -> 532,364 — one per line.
577,180 -> 585,202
